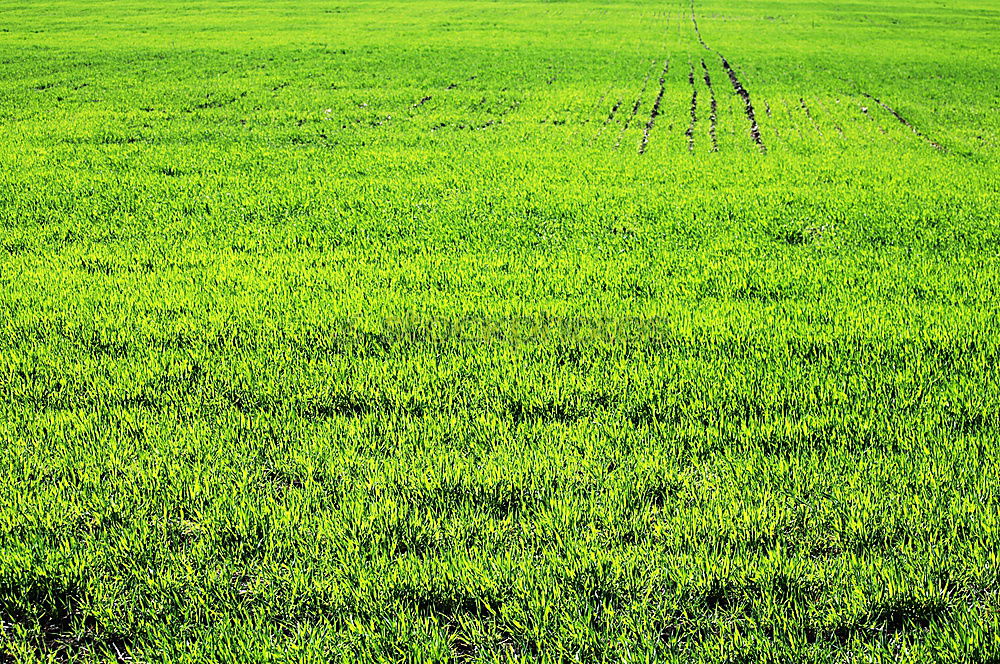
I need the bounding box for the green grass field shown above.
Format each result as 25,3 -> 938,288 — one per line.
2,0 -> 999,661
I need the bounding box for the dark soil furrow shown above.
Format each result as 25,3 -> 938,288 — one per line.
592,99 -> 624,143
829,72 -> 945,150
721,56 -> 765,151
689,0 -> 765,152
639,59 -> 669,154
800,97 -> 823,136
689,0 -> 711,50
860,92 -> 945,151
685,62 -> 698,152
701,59 -> 718,152
615,60 -> 656,150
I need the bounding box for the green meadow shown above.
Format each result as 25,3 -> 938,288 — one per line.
1,0 -> 998,661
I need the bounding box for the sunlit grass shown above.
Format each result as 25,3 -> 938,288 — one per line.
1,0 -> 998,660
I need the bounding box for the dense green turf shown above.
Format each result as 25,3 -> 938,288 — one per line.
2,0 -> 999,661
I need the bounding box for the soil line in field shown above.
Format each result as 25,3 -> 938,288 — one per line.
721,56 -> 765,151
800,97 -> 823,136
685,61 -> 698,152
860,91 -> 945,151
829,72 -> 946,151
689,0 -> 766,152
689,0 -> 711,50
639,59 -> 669,154
615,59 -> 656,150
701,59 -> 719,152
860,102 -> 885,133
592,98 -> 624,143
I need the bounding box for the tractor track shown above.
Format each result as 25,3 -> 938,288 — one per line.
860,91 -> 945,151
721,57 -> 765,151
685,62 -> 698,152
639,59 -> 669,154
800,97 -> 823,136
701,59 -> 718,152
690,0 -> 765,152
546,64 -> 558,86
829,72 -> 946,151
615,59 -> 657,150
592,99 -> 624,143
690,0 -> 710,50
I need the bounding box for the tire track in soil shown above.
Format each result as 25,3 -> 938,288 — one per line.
685,61 -> 698,152
701,59 -> 718,152
423,75 -> 494,132
444,75 -> 476,91
860,91 -> 944,151
721,57 -> 765,151
830,72 -> 945,151
592,98 -> 624,144
615,59 -> 657,150
800,98 -> 823,136
639,59 -> 669,154
689,0 -> 765,152
690,0 -> 711,50
583,41 -> 646,146
477,91 -> 523,131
